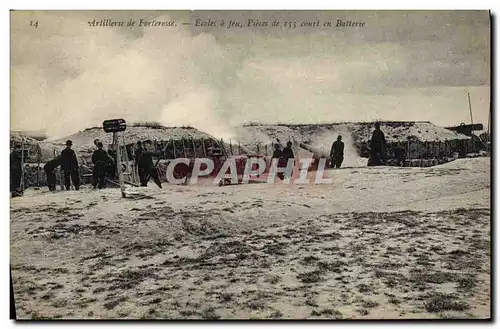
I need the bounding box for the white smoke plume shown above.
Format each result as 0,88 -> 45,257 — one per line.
311,128 -> 366,168
11,12 -> 238,140
11,11 -> 490,142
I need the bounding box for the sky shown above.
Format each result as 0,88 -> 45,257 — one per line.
10,10 -> 491,140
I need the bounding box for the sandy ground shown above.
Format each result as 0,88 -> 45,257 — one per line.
10,158 -> 490,319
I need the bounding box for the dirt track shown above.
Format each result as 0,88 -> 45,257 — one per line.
10,158 -> 491,319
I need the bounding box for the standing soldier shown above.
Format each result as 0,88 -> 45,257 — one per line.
134,141 -> 144,183
369,122 -> 387,166
330,135 -> 345,168
394,146 -> 406,167
281,141 -> 295,180
272,143 -> 282,159
44,155 -> 61,191
135,141 -> 144,163
60,140 -> 80,190
10,143 -> 23,197
271,143 -> 284,180
106,146 -> 117,179
92,142 -> 113,189
138,142 -> 163,188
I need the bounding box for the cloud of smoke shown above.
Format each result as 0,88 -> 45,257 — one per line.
11,11 -> 490,142
11,12 -> 238,140
311,128 -> 366,168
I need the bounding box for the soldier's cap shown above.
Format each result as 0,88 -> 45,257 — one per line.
66,140 -> 73,146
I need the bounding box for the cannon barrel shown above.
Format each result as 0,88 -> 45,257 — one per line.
299,142 -> 329,158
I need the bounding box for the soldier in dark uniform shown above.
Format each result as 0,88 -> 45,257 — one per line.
106,147 -> 117,179
60,140 -> 80,190
271,143 -> 282,159
369,122 -> 387,166
44,155 -> 61,191
394,147 -> 406,167
271,143 -> 284,180
92,142 -> 112,189
134,141 -> 144,182
330,135 -> 345,168
135,141 -> 144,163
281,141 -> 295,180
10,144 -> 23,197
282,141 -> 295,161
138,142 -> 162,188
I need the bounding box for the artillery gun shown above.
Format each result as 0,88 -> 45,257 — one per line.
297,142 -> 332,169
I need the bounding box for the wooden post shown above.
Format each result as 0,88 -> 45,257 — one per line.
122,135 -> 129,166
265,144 -> 268,156
191,138 -> 197,158
437,140 -> 441,161
131,146 -> 137,184
444,139 -> 447,160
173,140 -> 177,158
220,139 -> 229,158
20,138 -> 25,192
229,139 -> 233,155
468,92 -> 474,125
407,138 -> 411,166
201,138 -> 207,157
114,132 -> 125,198
182,138 -> 187,158
257,143 -> 260,154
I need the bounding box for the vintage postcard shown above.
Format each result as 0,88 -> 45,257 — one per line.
10,10 -> 491,320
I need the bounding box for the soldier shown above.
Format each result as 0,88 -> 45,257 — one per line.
369,122 -> 387,166
134,141 -> 144,182
271,143 -> 282,159
44,155 -> 61,191
10,144 -> 23,197
60,140 -> 80,190
135,141 -> 144,163
394,146 -> 406,167
138,142 -> 162,188
281,141 -> 295,180
271,144 -> 284,180
107,147 -> 117,179
330,135 -> 345,168
92,142 -> 113,189
282,141 -> 295,161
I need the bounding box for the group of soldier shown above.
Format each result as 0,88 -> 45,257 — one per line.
10,123 -> 399,195
10,138 -> 166,197
269,122 -> 396,173
271,140 -> 296,180
269,135 -> 345,179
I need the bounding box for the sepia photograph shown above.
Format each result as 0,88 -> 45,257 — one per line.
9,9 -> 491,320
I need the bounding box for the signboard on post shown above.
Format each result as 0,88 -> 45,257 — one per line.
103,119 -> 127,133
103,119 -> 127,198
